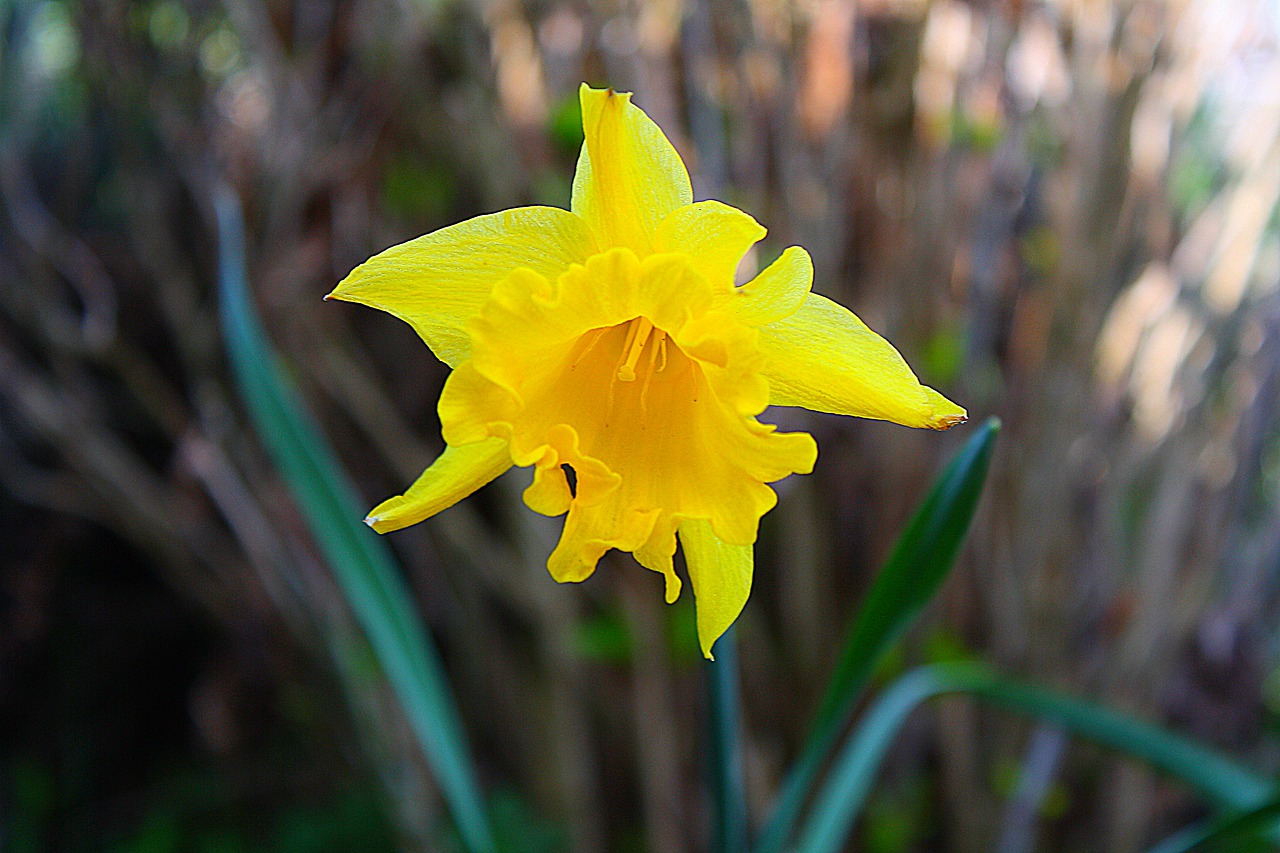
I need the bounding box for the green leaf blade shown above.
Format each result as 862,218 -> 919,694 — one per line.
795,662 -> 1276,853
1144,795 -> 1280,853
815,416 -> 1000,733
757,417 -> 999,853
214,189 -> 496,853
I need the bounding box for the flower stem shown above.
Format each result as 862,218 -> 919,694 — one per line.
708,627 -> 748,853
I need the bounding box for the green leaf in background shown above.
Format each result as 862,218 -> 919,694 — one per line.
213,188 -> 495,853
381,155 -> 456,222
547,91 -> 585,156
1144,793 -> 1280,853
708,628 -> 748,853
794,662 -> 1278,853
572,608 -> 634,664
756,416 -> 999,853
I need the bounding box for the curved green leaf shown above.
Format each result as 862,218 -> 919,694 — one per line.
1144,794 -> 1280,853
757,417 -> 999,853
795,662 -> 1275,853
214,188 -> 495,853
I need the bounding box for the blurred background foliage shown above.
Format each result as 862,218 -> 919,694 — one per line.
1,0 -> 1279,850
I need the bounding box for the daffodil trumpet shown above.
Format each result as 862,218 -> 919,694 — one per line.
327,85 -> 965,658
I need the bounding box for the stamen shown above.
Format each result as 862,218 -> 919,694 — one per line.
617,317 -> 654,382
648,332 -> 664,372
619,317 -> 643,356
638,328 -> 666,417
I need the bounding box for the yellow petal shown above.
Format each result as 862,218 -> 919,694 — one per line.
733,247 -> 814,326
547,499 -> 661,584
572,85 -> 693,254
522,449 -> 573,517
757,293 -> 967,429
635,518 -> 682,604
678,518 -> 753,659
655,200 -> 766,289
365,436 -> 512,533
922,387 -> 968,428
327,207 -> 596,367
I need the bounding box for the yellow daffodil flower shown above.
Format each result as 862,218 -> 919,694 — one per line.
327,84 -> 965,658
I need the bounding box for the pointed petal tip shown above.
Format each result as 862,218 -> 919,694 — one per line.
921,387 -> 967,430
930,411 -> 969,431
581,82 -> 628,99
363,514 -> 381,529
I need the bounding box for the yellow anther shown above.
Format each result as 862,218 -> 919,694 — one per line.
639,326 -> 666,417
617,317 -> 655,382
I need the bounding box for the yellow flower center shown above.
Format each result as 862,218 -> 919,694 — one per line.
437,247 -> 818,596
549,314 -> 699,470
570,316 -> 675,426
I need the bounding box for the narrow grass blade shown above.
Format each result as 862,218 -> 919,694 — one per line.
1144,795 -> 1280,853
757,417 -> 999,853
709,627 -> 748,853
794,662 -> 1275,853
214,188 -> 495,853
